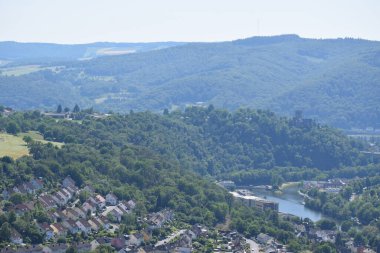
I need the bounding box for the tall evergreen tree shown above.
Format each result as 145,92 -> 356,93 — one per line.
73,104 -> 80,113
56,104 -> 62,113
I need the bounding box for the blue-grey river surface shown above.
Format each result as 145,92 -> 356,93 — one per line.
250,185 -> 324,222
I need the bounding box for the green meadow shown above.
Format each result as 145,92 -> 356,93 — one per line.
0,131 -> 63,159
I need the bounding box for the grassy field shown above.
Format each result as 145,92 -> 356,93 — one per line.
0,65 -> 42,76
0,133 -> 29,159
0,131 -> 64,159
0,65 -> 63,76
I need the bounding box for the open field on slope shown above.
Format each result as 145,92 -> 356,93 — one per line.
0,133 -> 29,159
0,65 -> 64,76
0,65 -> 42,76
0,131 -> 64,159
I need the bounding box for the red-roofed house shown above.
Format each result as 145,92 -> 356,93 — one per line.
50,223 -> 67,237
95,194 -> 106,209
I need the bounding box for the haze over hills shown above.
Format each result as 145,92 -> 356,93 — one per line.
0,34 -> 379,128
0,41 -> 186,63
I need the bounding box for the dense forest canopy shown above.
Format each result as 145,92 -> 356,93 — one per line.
1,35 -> 380,129
0,107 -> 373,179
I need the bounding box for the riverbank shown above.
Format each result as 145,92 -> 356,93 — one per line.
279,181 -> 300,190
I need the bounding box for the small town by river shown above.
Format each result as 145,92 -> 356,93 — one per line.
249,185 -> 324,222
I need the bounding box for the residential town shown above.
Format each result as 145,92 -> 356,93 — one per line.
301,179 -> 349,194
0,176 -> 174,252
1,175 -> 376,253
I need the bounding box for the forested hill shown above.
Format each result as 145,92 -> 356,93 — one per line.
1,35 -> 379,128
0,41 -> 185,62
0,107 -> 377,232
1,107 -> 371,178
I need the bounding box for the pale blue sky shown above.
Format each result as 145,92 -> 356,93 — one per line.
1,0 -> 379,43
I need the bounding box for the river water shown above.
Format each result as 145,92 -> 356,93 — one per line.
249,185 -> 323,222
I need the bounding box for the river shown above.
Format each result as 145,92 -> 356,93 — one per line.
249,185 -> 324,222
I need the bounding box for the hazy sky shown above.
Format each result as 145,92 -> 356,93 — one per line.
1,0 -> 379,43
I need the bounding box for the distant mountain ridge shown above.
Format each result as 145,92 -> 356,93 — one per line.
0,41 -> 186,62
0,35 -> 379,128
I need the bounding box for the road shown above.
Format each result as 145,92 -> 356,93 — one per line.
155,229 -> 186,248
246,238 -> 260,253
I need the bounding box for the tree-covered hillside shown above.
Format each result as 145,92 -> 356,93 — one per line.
0,107 -> 378,250
1,35 -> 379,128
0,107 -> 372,178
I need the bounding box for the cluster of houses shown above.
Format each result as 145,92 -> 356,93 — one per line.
345,240 -> 376,253
213,230 -> 251,253
154,226 -> 210,253
0,242 -> 93,253
2,178 -> 44,199
1,175 -> 189,253
146,209 -> 174,230
302,179 -> 348,193
2,175 -> 138,246
42,112 -> 71,120
0,107 -> 13,117
42,111 -> 110,120
255,233 -> 287,253
278,214 -> 376,253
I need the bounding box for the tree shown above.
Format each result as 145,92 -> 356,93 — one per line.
354,233 -> 367,247
316,219 -> 336,230
335,232 -> 344,248
6,122 -> 20,134
94,245 -> 114,253
8,211 -> 17,224
314,243 -> 337,253
57,237 -> 66,243
341,220 -> 353,232
73,104 -> 80,113
57,104 -> 63,113
0,222 -> 11,242
10,193 -> 24,205
342,186 -> 353,200
287,240 -> 301,252
1,156 -> 14,163
65,246 -> 78,253
64,107 -> 70,113
23,135 -> 33,144
78,190 -> 90,203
